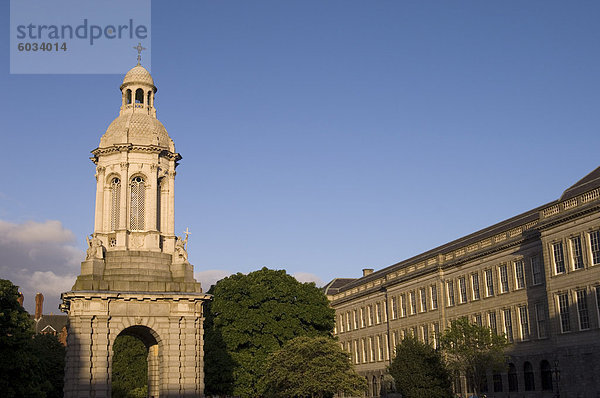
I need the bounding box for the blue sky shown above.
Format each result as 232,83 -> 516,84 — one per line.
1,1 -> 599,313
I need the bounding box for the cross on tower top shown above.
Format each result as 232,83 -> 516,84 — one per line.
133,42 -> 146,65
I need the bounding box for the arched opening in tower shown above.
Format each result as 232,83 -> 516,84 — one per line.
112,325 -> 160,398
135,88 -> 144,104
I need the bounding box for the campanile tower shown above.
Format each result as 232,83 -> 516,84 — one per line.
61,63 -> 211,397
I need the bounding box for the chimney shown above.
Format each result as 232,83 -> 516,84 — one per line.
35,293 -> 44,320
17,292 -> 24,307
362,268 -> 374,277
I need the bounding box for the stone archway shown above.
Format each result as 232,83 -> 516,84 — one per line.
113,325 -> 161,397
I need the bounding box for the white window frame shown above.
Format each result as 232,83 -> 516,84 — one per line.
589,230 -> 600,266
471,273 -> 480,300
499,264 -> 509,293
570,235 -> 584,270
553,242 -> 566,274
420,287 -> 427,312
518,306 -> 529,341
514,260 -> 525,290
485,269 -> 495,296
458,276 -> 468,304
430,284 -> 438,309
446,280 -> 455,306
557,292 -> 571,333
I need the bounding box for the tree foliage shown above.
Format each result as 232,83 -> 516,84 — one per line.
262,336 -> 367,398
111,335 -> 148,398
0,279 -> 65,398
440,317 -> 509,396
388,335 -> 453,398
204,268 -> 335,398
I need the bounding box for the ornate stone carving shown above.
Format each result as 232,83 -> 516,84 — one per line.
85,235 -> 105,260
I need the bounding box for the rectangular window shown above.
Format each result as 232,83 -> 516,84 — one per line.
571,236 -> 584,269
514,260 -> 525,289
485,269 -> 495,296
391,297 -> 398,320
446,280 -> 455,306
422,324 -> 429,345
519,306 -> 529,340
488,311 -> 497,335
558,292 -> 570,332
361,339 -> 367,363
553,242 -> 565,274
353,310 -> 358,329
590,230 -> 600,265
411,326 -> 417,338
368,305 -> 374,326
369,337 -> 375,362
377,335 -> 383,361
433,322 -> 440,349
431,284 -> 438,309
392,331 -> 398,357
596,287 -> 600,326
474,313 -> 482,327
499,264 -> 509,293
531,256 -> 542,285
400,293 -> 407,317
354,340 -> 360,364
472,273 -> 480,300
338,314 -> 344,333
503,309 -> 513,342
458,277 -> 468,304
410,291 -> 417,315
346,312 -> 352,331
420,287 -> 427,312
535,303 -> 547,339
375,303 -> 382,324
576,290 -> 590,330
360,307 -> 366,328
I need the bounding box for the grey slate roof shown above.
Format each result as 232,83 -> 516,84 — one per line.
33,314 -> 67,334
561,166 -> 600,201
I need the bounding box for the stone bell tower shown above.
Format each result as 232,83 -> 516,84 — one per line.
61,62 -> 211,397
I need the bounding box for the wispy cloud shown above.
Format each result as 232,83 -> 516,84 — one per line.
293,272 -> 324,287
0,219 -> 82,314
194,269 -> 232,291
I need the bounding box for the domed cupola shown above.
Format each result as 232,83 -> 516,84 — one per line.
98,64 -> 175,151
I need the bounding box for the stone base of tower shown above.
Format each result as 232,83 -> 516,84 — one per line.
61,291 -> 211,398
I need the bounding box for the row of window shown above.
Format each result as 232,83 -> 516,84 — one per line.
551,230 -> 600,275
336,258 -> 542,334
555,285 -> 600,333
446,256 -> 544,307
472,360 -> 554,394
342,322 -> 442,365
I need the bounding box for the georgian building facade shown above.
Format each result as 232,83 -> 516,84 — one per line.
326,167 -> 600,398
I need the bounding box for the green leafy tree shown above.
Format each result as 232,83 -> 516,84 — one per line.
29,333 -> 66,398
388,335 -> 453,398
440,317 -> 509,397
0,279 -> 44,397
204,267 -> 335,398
262,335 -> 366,398
111,335 -> 148,398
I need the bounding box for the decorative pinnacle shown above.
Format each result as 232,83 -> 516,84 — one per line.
133,42 -> 146,65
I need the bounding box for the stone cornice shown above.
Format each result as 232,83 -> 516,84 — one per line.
61,290 -> 212,302
90,145 -> 182,162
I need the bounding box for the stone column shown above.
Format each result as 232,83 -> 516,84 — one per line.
94,166 -> 105,233
90,315 -> 111,398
